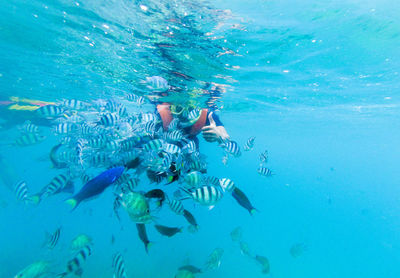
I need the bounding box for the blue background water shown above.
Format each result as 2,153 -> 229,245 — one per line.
1,0 -> 400,277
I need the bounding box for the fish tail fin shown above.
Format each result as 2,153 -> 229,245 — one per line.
145,242 -> 153,254
26,194 -> 41,205
65,198 -> 79,210
250,208 -> 258,215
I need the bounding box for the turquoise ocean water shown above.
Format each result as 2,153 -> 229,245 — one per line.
1,0 -> 400,277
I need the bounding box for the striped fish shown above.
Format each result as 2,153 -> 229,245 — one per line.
106,140 -> 120,151
167,118 -> 179,130
14,181 -> 28,203
112,252 -> 128,278
113,195 -> 122,221
184,171 -> 203,188
164,129 -> 183,142
243,136 -> 256,151
15,133 -> 46,146
54,123 -> 77,135
19,121 -> 39,133
43,227 -> 61,249
59,246 -> 92,277
163,143 -> 181,154
144,121 -> 156,136
99,113 -> 119,126
79,123 -> 94,135
182,140 -> 196,153
168,199 -> 184,215
87,135 -> 108,148
219,178 -> 235,193
126,93 -> 145,106
36,105 -> 63,118
259,150 -> 268,163
143,139 -> 165,152
187,108 -> 201,124
120,136 -> 141,151
41,174 -> 74,199
80,173 -> 91,184
221,140 -> 241,157
141,112 -> 158,123
63,99 -> 86,110
182,185 -> 223,206
205,176 -> 220,186
258,167 -> 273,177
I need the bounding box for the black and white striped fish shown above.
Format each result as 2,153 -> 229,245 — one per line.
221,140 -> 241,157
14,181 -> 28,203
43,227 -> 61,249
141,112 -> 158,123
144,121 -> 156,136
243,136 -> 256,151
143,139 -> 165,152
259,150 -> 268,163
54,123 -> 77,135
258,166 -> 273,177
126,93 -> 144,106
15,133 -> 46,146
106,140 -> 120,151
18,121 -> 39,133
168,118 -> 179,130
168,199 -> 184,215
187,108 -> 201,124
205,176 -> 220,187
182,185 -> 224,207
99,113 -> 119,126
58,245 -> 92,277
36,105 -> 64,118
182,140 -> 196,153
219,178 -> 235,193
163,143 -> 181,154
112,252 -> 128,278
63,99 -> 86,110
41,174 -> 74,199
164,129 -> 183,142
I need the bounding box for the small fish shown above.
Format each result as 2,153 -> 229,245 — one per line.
169,199 -> 184,215
136,223 -> 152,253
14,181 -> 29,203
205,248 -> 224,270
181,185 -> 223,207
112,252 -> 128,278
36,104 -> 63,118
53,123 -> 77,135
240,241 -> 251,257
175,269 -> 195,278
187,108 -> 201,124
43,227 -> 61,249
254,255 -> 270,274
259,150 -> 268,163
221,140 -> 241,157
70,234 -> 92,251
15,133 -> 46,146
14,261 -> 50,278
184,171 -> 203,188
258,166 -> 273,177
49,144 -> 68,169
232,187 -> 257,215
219,178 -> 235,193
183,209 -> 199,229
99,113 -> 119,126
243,136 -> 255,151
18,120 -> 39,134
230,226 -> 243,242
290,242 -> 307,258
62,99 -> 87,110
178,265 -> 202,274
113,195 -> 122,222
65,166 -> 125,210
58,246 -> 92,277
154,224 -> 182,237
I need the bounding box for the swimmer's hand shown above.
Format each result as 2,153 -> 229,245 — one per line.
202,112 -> 230,143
